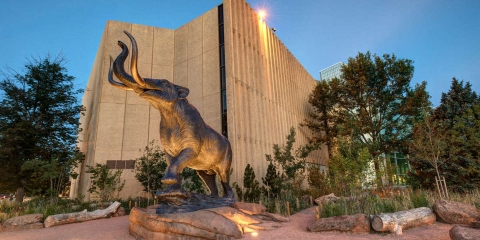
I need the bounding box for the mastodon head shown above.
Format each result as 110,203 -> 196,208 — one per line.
108,31 -> 189,107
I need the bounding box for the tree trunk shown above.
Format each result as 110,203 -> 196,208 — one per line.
15,187 -> 25,203
43,201 -> 121,228
372,155 -> 383,188
372,207 -> 436,235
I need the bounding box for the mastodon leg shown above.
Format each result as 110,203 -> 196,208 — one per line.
197,170 -> 218,197
162,165 -> 179,185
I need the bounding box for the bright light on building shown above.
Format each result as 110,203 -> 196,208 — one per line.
251,232 -> 259,237
258,10 -> 266,20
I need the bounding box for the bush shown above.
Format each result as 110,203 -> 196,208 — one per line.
86,163 -> 125,202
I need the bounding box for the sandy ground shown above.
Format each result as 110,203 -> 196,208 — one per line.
0,207 -> 452,240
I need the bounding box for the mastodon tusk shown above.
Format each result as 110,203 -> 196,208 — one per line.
124,31 -> 146,87
113,40 -> 138,87
108,55 -> 133,91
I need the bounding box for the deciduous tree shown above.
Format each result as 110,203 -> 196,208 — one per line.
305,52 -> 430,186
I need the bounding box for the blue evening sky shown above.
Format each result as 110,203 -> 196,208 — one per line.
1,0 -> 479,106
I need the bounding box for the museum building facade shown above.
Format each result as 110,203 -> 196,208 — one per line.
71,0 -> 328,200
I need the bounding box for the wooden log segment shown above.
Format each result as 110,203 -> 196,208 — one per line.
372,207 -> 436,235
44,201 -> 121,228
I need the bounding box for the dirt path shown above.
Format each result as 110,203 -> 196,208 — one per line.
0,207 -> 452,239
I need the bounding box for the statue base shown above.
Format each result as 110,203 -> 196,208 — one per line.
129,192 -> 290,239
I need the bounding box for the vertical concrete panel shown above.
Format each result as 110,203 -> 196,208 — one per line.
95,102 -> 126,156
203,8 -> 218,53
153,28 -> 174,67
203,49 -> 219,97
188,16 -> 203,58
173,61 -> 188,87
203,93 -> 221,133
148,105 -> 161,145
187,54 -> 203,100
122,104 -> 150,153
174,25 -> 188,66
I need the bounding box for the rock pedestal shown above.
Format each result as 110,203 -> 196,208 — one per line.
433,200 -> 480,225
129,193 -> 288,239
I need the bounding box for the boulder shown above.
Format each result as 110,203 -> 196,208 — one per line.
255,212 -> 289,222
314,193 -> 342,205
433,200 -> 480,225
2,214 -> 44,232
112,206 -> 126,217
307,214 -> 370,233
450,225 -> 480,240
232,202 -> 266,215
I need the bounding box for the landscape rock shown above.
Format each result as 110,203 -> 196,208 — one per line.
2,214 -> 44,232
112,206 -> 126,217
307,214 -> 370,233
450,225 -> 480,240
473,221 -> 480,229
433,200 -> 480,225
232,202 -> 266,215
314,193 -> 343,205
255,211 -> 289,222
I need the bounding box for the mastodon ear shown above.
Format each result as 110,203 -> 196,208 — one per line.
176,85 -> 190,99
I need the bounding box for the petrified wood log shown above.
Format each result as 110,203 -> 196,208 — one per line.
44,201 -> 121,228
306,214 -> 370,233
372,207 -> 436,235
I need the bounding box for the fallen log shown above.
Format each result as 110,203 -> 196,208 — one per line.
307,214 -> 370,233
44,201 -> 121,228
372,207 -> 436,235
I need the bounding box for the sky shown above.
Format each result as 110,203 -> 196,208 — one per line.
1,0 -> 479,106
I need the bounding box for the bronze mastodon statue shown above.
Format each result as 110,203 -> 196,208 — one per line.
108,31 -> 234,199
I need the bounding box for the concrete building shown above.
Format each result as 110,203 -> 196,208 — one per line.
71,0 -> 327,200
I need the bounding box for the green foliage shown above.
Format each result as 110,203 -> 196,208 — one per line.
134,141 -> 168,196
261,162 -> 282,198
235,164 -> 261,202
327,138 -> 374,196
0,55 -> 85,201
307,165 -> 331,198
86,163 -> 125,202
411,192 -> 429,208
263,127 -> 308,199
409,78 -> 480,192
180,167 -> 205,194
134,141 -> 205,195
305,51 -> 430,186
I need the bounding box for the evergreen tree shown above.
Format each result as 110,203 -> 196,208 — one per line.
305,52 -> 430,186
0,55 -> 84,202
241,164 -> 261,202
409,78 -> 480,191
261,162 -> 282,198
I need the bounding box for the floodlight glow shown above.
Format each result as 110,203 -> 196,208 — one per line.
258,10 -> 266,20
